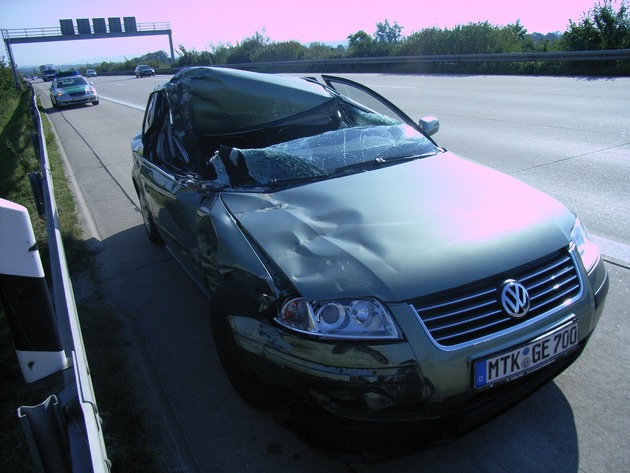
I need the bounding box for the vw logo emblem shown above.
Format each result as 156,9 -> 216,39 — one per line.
500,280 -> 530,318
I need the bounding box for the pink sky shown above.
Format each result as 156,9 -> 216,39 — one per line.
1,0 -> 601,66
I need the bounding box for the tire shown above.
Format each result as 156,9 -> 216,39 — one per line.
92,100 -> 99,106
138,189 -> 164,245
210,284 -> 286,408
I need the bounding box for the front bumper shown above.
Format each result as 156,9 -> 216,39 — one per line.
231,317 -> 593,424
229,316 -> 431,420
54,94 -> 98,106
229,255 -> 608,424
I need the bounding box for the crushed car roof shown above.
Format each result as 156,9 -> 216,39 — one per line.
161,67 -> 334,134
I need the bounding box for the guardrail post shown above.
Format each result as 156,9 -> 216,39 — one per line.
17,395 -> 72,473
0,198 -> 68,382
28,172 -> 46,219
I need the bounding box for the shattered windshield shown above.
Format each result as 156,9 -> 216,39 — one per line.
208,121 -> 438,188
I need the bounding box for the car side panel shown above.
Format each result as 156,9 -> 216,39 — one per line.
136,161 -> 205,284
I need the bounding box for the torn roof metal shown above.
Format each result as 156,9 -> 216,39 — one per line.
162,67 -> 335,134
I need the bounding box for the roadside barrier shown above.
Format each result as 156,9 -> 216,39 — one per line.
222,48 -> 630,72
0,83 -> 110,472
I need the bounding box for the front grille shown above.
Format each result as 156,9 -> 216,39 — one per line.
69,91 -> 87,97
411,248 -> 582,348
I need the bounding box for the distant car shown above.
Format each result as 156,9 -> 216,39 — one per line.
85,69 -> 97,77
131,67 -> 608,432
49,76 -> 99,108
135,65 -> 155,78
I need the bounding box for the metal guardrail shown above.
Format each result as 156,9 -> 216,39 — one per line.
104,48 -> 630,77
17,83 -> 111,473
231,48 -> 630,71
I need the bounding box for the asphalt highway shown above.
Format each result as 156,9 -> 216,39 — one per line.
34,73 -> 629,473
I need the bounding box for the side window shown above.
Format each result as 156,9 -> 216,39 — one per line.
143,93 -> 159,134
142,93 -> 168,165
162,113 -> 191,171
323,76 -> 418,130
142,92 -> 191,171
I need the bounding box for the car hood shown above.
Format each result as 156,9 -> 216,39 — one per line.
220,152 -> 575,302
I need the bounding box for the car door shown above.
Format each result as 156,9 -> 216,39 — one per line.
138,91 -> 207,285
322,75 -> 440,137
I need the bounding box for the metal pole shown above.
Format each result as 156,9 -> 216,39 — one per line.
3,36 -> 21,88
168,31 -> 175,63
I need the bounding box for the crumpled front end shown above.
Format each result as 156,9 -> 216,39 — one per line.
214,154 -> 600,422
226,279 -> 603,425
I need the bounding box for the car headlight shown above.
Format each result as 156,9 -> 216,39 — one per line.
54,90 -> 68,97
276,297 -> 401,340
571,217 -> 600,272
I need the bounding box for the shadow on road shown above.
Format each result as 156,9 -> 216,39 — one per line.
268,380 -> 578,469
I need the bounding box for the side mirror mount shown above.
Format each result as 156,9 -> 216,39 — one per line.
419,116 -> 440,136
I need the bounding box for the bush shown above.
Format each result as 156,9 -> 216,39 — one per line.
0,62 -> 19,104
562,0 -> 630,50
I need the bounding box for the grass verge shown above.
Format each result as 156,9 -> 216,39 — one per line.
0,84 -> 168,472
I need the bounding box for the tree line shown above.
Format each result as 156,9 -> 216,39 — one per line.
93,0 -> 630,75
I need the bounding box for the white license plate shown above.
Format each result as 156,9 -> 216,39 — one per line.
474,322 -> 578,390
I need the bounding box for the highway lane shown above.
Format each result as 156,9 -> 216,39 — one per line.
33,74 -> 629,472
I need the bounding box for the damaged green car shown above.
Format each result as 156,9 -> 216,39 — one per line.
131,67 -> 608,430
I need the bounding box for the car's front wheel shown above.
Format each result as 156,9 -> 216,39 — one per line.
210,283 -> 287,408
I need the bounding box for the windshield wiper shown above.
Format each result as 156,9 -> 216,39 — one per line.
332,151 -> 439,175
384,151 -> 440,162
264,173 -> 331,189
